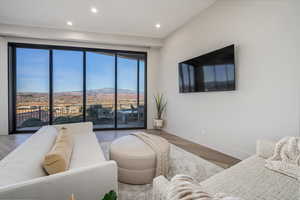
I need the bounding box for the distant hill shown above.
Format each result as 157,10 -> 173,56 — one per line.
86,88 -> 138,95
18,88 -> 143,96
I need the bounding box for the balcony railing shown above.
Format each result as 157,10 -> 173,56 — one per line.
16,103 -> 145,129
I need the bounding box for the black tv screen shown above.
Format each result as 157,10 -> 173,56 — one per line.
178,45 -> 235,93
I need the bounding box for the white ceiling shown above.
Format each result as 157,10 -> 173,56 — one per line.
0,0 -> 216,39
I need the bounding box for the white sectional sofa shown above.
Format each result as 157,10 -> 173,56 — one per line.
0,122 -> 118,200
153,140 -> 300,200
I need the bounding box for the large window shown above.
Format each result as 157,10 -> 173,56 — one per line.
9,43 -> 147,133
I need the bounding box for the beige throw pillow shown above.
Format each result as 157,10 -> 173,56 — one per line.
43,127 -> 73,175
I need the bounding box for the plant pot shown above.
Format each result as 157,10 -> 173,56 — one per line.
153,119 -> 164,129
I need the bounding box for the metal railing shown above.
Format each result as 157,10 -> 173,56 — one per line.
16,103 -> 145,128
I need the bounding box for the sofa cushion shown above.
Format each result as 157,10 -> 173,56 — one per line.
43,128 -> 73,174
0,126 -> 58,187
201,155 -> 300,200
69,131 -> 106,169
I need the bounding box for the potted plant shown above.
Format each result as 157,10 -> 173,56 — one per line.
153,93 -> 167,129
102,190 -> 117,200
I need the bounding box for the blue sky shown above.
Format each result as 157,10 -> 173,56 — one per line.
16,48 -> 145,93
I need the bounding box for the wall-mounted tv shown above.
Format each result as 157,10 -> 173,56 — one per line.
178,45 -> 235,93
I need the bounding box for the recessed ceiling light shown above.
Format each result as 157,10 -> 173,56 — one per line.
91,7 -> 98,13
155,23 -> 161,29
67,21 -> 73,26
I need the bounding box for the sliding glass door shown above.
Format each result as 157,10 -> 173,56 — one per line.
117,53 -> 145,128
86,52 -> 115,129
9,43 -> 147,133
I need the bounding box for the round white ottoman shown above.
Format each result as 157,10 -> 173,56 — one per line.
110,135 -> 169,185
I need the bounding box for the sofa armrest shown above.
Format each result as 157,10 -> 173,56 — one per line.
0,161 -> 118,200
153,176 -> 170,200
256,140 -> 276,159
54,122 -> 93,134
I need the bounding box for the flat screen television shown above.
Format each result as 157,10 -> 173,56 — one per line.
178,45 -> 235,93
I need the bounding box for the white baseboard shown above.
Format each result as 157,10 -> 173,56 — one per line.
0,131 -> 8,135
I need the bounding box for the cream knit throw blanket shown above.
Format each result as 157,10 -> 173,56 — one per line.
167,174 -> 243,200
132,132 -> 170,177
265,136 -> 300,180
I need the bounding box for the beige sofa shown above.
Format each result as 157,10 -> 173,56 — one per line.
0,122 -> 118,200
153,140 -> 300,200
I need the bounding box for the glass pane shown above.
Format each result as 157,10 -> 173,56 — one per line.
182,64 -> 190,91
227,64 -> 235,89
188,65 -> 195,92
117,53 -> 141,128
203,65 -> 216,91
137,58 -> 145,127
16,48 -> 49,130
215,64 -> 228,89
86,52 -> 115,129
53,50 -> 83,124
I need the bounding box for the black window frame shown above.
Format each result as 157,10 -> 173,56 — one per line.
8,42 -> 147,134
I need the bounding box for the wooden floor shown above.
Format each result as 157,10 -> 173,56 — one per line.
0,129 -> 240,168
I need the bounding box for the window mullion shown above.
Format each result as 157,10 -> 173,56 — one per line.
114,53 -> 118,129
137,59 -> 140,107
49,49 -> 53,125
83,51 -> 86,122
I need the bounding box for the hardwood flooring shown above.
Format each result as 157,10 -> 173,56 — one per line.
147,130 -> 240,168
0,129 -> 240,168
0,134 -> 31,160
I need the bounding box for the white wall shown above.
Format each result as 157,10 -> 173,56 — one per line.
0,37 -> 8,135
0,37 -> 160,134
147,48 -> 161,128
159,0 -> 300,159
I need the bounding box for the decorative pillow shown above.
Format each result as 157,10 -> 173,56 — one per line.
43,127 -> 73,175
256,140 -> 276,159
167,174 -> 243,200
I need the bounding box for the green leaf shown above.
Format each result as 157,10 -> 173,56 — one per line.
154,93 -> 167,119
102,190 -> 117,200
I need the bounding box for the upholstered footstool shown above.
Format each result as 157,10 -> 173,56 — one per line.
110,134 -> 169,185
